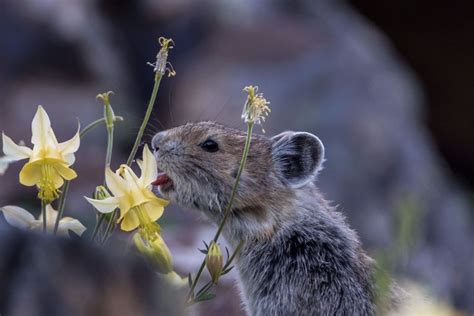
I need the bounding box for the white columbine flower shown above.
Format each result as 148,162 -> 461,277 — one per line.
0,204 -> 86,237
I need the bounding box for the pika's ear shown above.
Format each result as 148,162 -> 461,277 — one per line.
271,131 -> 325,188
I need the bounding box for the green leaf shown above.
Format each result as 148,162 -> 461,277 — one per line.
221,266 -> 234,275
225,246 -> 230,260
196,292 -> 216,302
187,273 -> 193,288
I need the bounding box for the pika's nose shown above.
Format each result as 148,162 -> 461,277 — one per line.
151,131 -> 167,152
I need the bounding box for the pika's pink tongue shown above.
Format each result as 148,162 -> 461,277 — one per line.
152,172 -> 171,186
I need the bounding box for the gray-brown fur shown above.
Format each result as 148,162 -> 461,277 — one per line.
153,121 -> 377,315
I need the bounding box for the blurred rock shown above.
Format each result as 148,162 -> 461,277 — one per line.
0,225 -> 184,316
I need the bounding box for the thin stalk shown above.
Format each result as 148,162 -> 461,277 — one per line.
186,123 -> 254,302
79,116 -> 123,138
126,73 -> 162,166
196,281 -> 213,297
42,200 -> 47,233
105,127 -> 114,167
213,124 -> 253,241
90,214 -> 105,242
95,119 -> 115,243
100,211 -> 118,245
53,180 -> 69,235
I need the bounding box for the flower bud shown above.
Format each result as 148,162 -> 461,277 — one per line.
205,241 -> 224,284
94,185 -> 111,200
96,91 -> 116,130
93,185 -> 115,221
133,231 -> 173,274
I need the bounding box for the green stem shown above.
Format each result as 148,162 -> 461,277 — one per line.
126,73 -> 162,166
101,211 -> 118,245
53,180 -> 69,235
95,124 -> 114,242
42,200 -> 47,233
196,281 -> 213,298
79,116 -> 123,138
186,123 -> 254,302
213,124 -> 253,241
105,126 -> 114,168
90,214 -> 105,242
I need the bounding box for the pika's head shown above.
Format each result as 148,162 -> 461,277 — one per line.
151,122 -> 324,235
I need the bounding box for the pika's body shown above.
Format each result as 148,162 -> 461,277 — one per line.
152,122 -> 376,315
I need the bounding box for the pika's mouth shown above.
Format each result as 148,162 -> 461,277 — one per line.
152,172 -> 174,192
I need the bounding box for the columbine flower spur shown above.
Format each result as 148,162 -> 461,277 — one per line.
2,105 -> 80,203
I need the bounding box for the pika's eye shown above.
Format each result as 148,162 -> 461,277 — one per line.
200,139 -> 219,152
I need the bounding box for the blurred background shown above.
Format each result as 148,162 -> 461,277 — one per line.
0,0 -> 473,314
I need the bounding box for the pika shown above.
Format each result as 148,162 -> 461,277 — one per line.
152,121 -> 377,315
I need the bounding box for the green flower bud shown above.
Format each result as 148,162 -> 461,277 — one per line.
94,185 -> 111,200
96,91 -> 115,130
206,241 -> 224,284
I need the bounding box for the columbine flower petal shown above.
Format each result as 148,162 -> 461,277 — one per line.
55,163 -> 78,181
143,199 -> 166,223
139,144 -> 158,187
121,211 -> 140,231
105,167 -> 127,197
0,156 -> 14,175
2,133 -> 32,160
57,217 -> 86,237
85,196 -> 120,213
19,161 -> 42,186
0,205 -> 36,229
19,160 -> 76,192
31,105 -> 57,148
58,125 -> 80,160
41,205 -> 85,236
121,165 -> 141,191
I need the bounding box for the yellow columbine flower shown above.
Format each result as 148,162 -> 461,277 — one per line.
162,271 -> 188,288
133,231 -> 173,274
242,85 -> 271,127
0,204 -> 86,237
84,145 -> 169,231
2,105 -> 80,203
